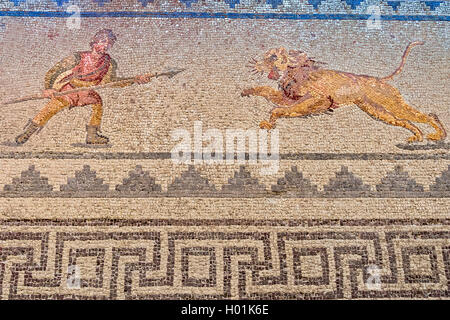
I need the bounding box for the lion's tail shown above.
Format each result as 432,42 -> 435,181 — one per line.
381,41 -> 424,82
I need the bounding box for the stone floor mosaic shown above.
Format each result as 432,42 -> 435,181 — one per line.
0,0 -> 448,300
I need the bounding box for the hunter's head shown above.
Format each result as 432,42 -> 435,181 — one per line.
90,29 -> 117,54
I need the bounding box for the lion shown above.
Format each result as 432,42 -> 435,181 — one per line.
241,42 -> 446,143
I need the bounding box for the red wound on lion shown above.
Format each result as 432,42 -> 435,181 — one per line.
268,69 -> 279,80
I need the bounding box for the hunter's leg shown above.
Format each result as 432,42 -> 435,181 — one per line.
89,103 -> 103,127
32,97 -> 70,126
15,97 -> 70,144
85,96 -> 109,145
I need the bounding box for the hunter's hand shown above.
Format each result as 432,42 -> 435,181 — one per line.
134,74 -> 153,84
42,89 -> 57,99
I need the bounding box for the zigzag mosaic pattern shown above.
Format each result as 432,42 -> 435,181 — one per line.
6,0 -> 448,12
1,164 -> 449,197
0,219 -> 448,299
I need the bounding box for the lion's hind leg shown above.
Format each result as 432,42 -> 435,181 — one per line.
427,113 -> 447,141
356,99 -> 424,143
391,104 -> 446,141
376,96 -> 447,141
405,111 -> 447,141
364,86 -> 446,141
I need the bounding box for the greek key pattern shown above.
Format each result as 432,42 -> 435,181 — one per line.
0,219 -> 448,299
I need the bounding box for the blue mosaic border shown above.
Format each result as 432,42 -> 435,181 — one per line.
4,0 -> 449,11
1,1 -> 449,21
0,10 -> 448,21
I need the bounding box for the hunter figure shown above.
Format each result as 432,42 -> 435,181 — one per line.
15,29 -> 151,145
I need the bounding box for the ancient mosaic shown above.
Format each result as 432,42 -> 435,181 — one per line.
0,0 -> 448,300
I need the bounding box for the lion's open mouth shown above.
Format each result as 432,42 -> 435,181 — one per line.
268,68 -> 280,80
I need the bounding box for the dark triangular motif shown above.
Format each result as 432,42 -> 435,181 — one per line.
4,165 -> 53,192
423,1 -> 444,11
430,165 -> 450,192
387,1 -> 402,11
179,0 -> 198,8
60,165 -> 109,192
271,166 -> 317,195
342,0 -> 365,10
115,165 -> 162,193
266,0 -> 283,9
376,165 -> 424,193
222,166 -> 266,194
138,0 -> 154,7
167,165 -> 216,195
323,166 -> 371,194
307,0 -> 325,10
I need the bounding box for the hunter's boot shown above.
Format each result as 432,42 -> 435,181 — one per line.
86,125 -> 109,144
15,121 -> 42,145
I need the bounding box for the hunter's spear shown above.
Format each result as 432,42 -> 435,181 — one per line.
1,69 -> 185,107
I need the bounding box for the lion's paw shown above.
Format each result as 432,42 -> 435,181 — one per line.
241,88 -> 254,97
407,135 -> 424,143
426,132 -> 445,141
259,120 -> 273,130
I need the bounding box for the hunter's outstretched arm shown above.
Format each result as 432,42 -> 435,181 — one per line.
101,58 -> 152,87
